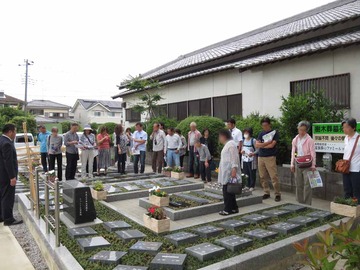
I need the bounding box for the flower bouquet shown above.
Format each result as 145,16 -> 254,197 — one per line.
143,205 -> 170,233
330,196 -> 360,217
149,186 -> 169,206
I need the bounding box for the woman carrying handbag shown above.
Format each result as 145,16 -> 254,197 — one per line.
290,121 -> 316,205
336,118 -> 360,204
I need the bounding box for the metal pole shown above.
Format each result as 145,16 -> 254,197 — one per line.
35,167 -> 41,219
24,59 -> 29,112
54,178 -> 60,247
44,176 -> 49,234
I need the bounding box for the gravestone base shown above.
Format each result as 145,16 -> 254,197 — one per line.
150,253 -> 187,270
185,243 -> 226,262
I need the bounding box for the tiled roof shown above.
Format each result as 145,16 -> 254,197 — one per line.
78,99 -> 122,110
0,93 -> 24,105
27,100 -> 70,109
141,0 -> 360,80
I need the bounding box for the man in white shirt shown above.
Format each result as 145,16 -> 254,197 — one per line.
227,118 -> 243,153
132,122 -> 148,174
150,123 -> 166,173
164,127 -> 182,167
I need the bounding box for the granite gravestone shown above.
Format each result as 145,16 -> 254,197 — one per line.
242,214 -> 271,224
287,216 -> 319,226
192,191 -> 223,200
77,236 -> 111,252
165,232 -> 199,247
192,226 -> 224,238
280,204 -> 307,213
67,227 -> 97,239
268,222 -> 303,234
262,209 -> 291,218
129,241 -> 163,255
176,180 -> 191,185
219,220 -> 249,230
113,266 -> 148,270
176,194 -> 211,205
215,235 -> 253,251
150,253 -> 187,270
116,230 -> 146,242
185,243 -> 226,262
88,251 -> 126,265
63,180 -> 97,224
103,221 -> 132,232
123,185 -> 140,191
244,229 -> 278,240
307,211 -> 333,220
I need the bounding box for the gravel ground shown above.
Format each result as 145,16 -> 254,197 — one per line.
8,206 -> 48,270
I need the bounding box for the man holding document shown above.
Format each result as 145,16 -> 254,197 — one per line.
256,117 -> 281,202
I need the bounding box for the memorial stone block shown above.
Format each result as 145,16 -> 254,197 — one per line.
185,243 -> 226,262
287,216 -> 319,226
176,193 -> 211,205
192,226 -> 224,238
77,236 -> 111,252
280,204 -> 307,213
262,209 -> 291,218
219,219 -> 249,230
68,227 -> 97,239
129,241 -> 163,255
113,266 -> 148,270
150,253 -> 187,270
306,211 -> 333,220
165,232 -> 199,247
103,221 -> 132,232
192,191 -> 223,200
268,222 -> 303,234
242,214 -> 271,224
244,229 -> 278,240
123,185 -> 140,191
116,230 -> 146,242
176,180 -> 191,185
88,251 -> 126,265
215,235 -> 253,251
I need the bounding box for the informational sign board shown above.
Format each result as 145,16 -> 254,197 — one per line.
312,122 -> 360,153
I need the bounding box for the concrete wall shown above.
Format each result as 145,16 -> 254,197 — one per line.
123,45 -> 360,124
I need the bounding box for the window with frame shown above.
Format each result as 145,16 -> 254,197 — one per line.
188,98 -> 211,116
290,73 -> 350,109
107,112 -> 116,117
168,101 -> 187,121
125,108 -> 141,122
213,94 -> 242,120
94,111 -> 102,117
154,104 -> 168,117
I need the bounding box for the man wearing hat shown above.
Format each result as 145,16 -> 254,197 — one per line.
79,125 -> 96,178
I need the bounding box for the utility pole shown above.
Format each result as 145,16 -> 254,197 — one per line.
20,59 -> 34,112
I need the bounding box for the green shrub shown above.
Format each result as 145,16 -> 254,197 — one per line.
90,122 -> 99,132
145,116 -> 178,151
101,122 -> 117,135
10,116 -> 37,135
0,107 -> 36,135
92,180 -> 104,191
61,121 -> 71,133
176,116 -> 225,157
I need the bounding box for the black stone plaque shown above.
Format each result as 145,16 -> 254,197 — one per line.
219,220 -> 249,230
150,253 -> 187,270
268,222 -> 303,234
242,214 -> 271,224
68,227 -> 97,239
192,226 -> 224,238
215,235 -> 253,251
287,216 -> 319,226
306,211 -> 333,220
165,232 -> 199,247
185,243 -> 226,262
176,193 -> 211,205
116,230 -> 146,242
63,180 -> 97,224
244,229 -> 278,240
280,204 -> 307,213
89,250 -> 126,265
113,266 -> 148,270
77,236 -> 111,252
129,241 -> 162,255
103,221 -> 132,232
262,209 -> 291,218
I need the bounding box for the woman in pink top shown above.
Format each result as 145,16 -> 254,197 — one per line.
97,126 -> 111,174
290,121 -> 316,205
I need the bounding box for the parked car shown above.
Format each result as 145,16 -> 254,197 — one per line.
14,133 -> 35,149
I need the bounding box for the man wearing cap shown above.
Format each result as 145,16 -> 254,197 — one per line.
37,125 -> 51,173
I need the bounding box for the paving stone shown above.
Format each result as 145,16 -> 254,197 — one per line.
192,191 -> 224,200
116,229 -> 146,242
164,232 -> 199,247
77,236 -> 111,252
268,222 -> 303,234
176,193 -> 211,205
185,243 -> 226,262
129,241 -> 163,255
103,221 -> 132,232
262,209 -> 291,218
244,229 -> 278,240
150,253 -> 187,270
280,204 -> 307,213
215,235 -> 253,251
113,266 -> 148,270
287,216 -> 319,226
241,214 -> 271,224
192,226 -> 225,238
88,251 -> 126,265
219,219 -> 249,230
306,211 -> 333,220
67,227 -> 97,239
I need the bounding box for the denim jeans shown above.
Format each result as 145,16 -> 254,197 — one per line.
134,151 -> 146,174
166,149 -> 180,167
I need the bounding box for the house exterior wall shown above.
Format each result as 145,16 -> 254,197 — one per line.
122,45 -> 360,125
73,103 -> 124,126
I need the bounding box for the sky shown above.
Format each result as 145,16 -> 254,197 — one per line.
0,0 -> 335,107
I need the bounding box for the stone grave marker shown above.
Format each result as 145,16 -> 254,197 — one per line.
287,216 -> 319,226
129,241 -> 163,255
159,181 -> 175,187
116,229 -> 146,242
192,191 -> 223,200
104,185 -> 120,193
150,253 -> 187,270
113,265 -> 148,270
244,229 -> 278,240
67,227 -> 97,239
176,193 -> 211,205
262,209 -> 291,218
215,235 -> 253,251
77,236 -> 111,252
268,222 -> 303,234
164,232 -> 199,247
192,225 -> 224,238
219,219 -> 249,230
176,180 -> 191,185
185,243 -> 226,262
88,250 -> 126,265
306,211 -> 333,220
123,185 -> 140,191
280,204 -> 307,213
242,214 -> 271,224
103,220 -> 132,232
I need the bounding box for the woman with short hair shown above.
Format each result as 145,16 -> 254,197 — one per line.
290,121 -> 316,205
47,127 -> 63,180
115,124 -> 128,174
97,126 -> 111,175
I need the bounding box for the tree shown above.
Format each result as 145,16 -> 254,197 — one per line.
0,107 -> 36,135
61,121 -> 71,133
121,75 -> 164,120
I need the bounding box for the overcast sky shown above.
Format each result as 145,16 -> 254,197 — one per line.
0,0 -> 335,106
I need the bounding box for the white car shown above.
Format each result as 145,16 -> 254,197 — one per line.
14,133 -> 35,149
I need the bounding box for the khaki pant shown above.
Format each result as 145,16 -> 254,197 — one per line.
152,150 -> 164,173
258,156 -> 281,196
294,166 -> 312,205
81,150 -> 94,178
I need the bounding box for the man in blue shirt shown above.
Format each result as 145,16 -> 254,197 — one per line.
132,122 -> 148,174
37,125 -> 51,173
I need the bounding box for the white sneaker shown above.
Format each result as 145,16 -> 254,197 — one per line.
249,188 -> 254,192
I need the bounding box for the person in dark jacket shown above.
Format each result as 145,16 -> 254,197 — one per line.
200,128 -> 215,157
0,124 -> 23,225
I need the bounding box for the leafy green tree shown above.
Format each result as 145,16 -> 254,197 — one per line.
10,116 -> 37,135
0,107 -> 37,134
121,75 -> 163,120
90,122 -> 99,132
61,121 -> 71,133
101,122 -> 117,135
